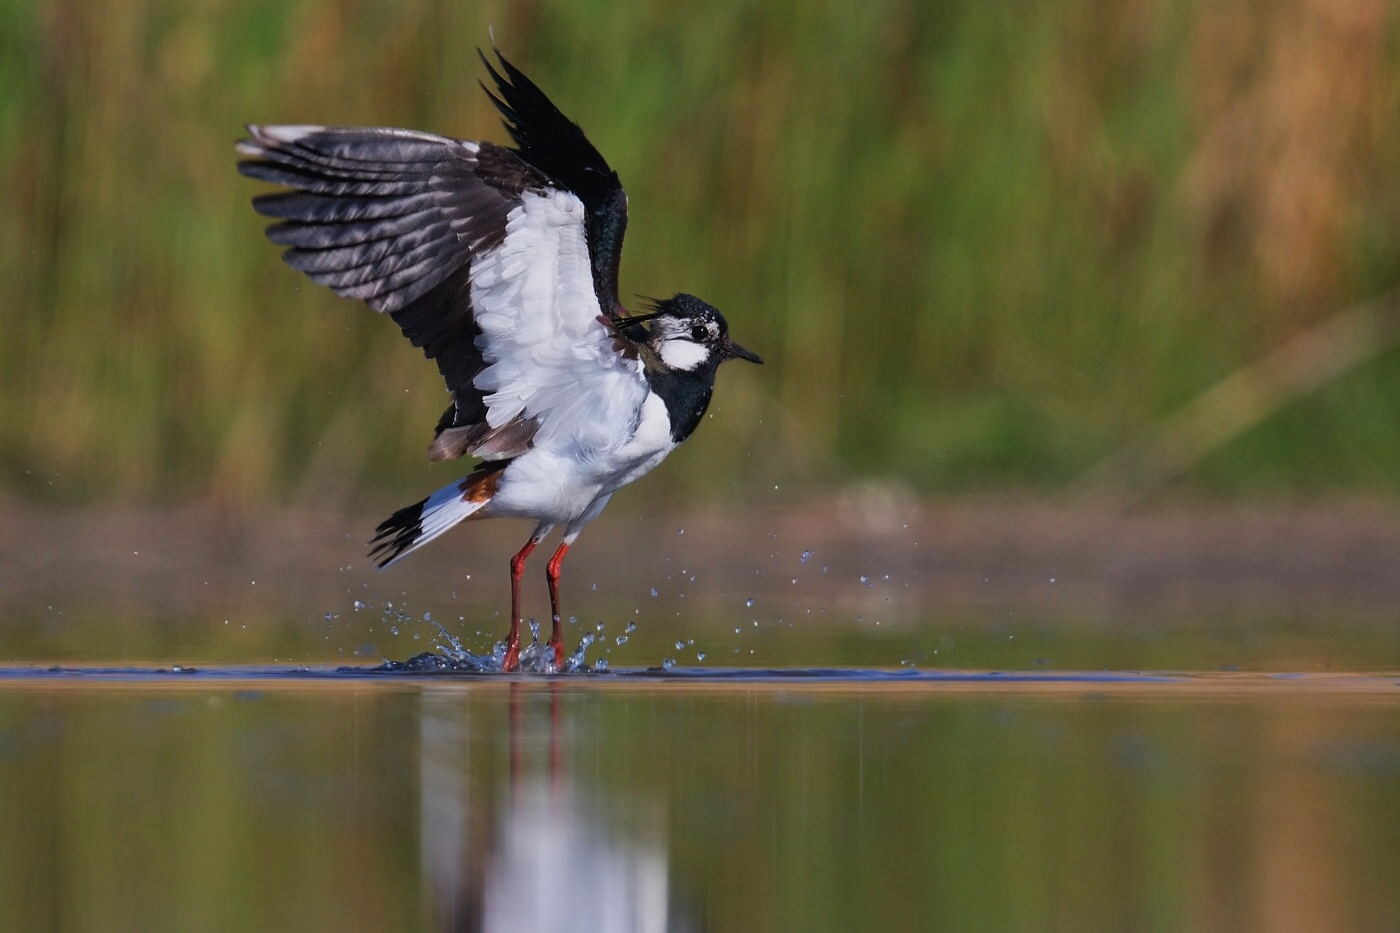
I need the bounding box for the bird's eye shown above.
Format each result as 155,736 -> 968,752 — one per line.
690,325 -> 707,342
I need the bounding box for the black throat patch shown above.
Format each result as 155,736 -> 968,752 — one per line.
644,365 -> 718,444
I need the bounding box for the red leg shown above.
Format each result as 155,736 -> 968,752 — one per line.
545,541 -> 571,669
503,537 -> 538,672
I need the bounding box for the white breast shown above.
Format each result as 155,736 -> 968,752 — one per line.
488,391 -> 677,525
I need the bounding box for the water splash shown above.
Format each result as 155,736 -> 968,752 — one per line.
372,613 -> 608,675
371,616 -> 500,673
566,632 -> 597,671
430,618 -> 468,659
507,619 -> 554,673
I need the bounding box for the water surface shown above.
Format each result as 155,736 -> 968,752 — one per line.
1,670 -> 1396,932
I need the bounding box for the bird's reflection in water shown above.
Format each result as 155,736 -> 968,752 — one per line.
420,684 -> 677,933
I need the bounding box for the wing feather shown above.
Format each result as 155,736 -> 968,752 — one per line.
238,50 -> 646,465
239,124 -> 518,456
470,189 -> 648,452
479,49 -> 630,318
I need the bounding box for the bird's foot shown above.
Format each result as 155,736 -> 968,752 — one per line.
548,635 -> 566,672
501,635 -> 521,673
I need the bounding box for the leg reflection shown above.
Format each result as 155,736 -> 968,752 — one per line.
419,686 -> 676,933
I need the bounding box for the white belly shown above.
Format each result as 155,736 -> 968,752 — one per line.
488,392 -> 676,524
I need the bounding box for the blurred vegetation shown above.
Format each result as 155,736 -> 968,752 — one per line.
5,0 -> 1400,508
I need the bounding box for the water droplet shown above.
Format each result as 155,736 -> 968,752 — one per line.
591,583 -> 598,591
1049,577 -> 1057,584
595,622 -> 605,632
662,658 -> 676,671
323,612 -> 333,621
800,550 -> 813,563
745,597 -> 755,608
423,611 -> 432,622
696,652 -> 706,661
353,600 -> 366,611
859,575 -> 869,585
568,615 -> 577,625
615,635 -> 629,646
593,658 -> 609,672
675,640 -> 686,651
562,632 -> 597,672
650,587 -> 658,597
390,626 -> 399,636
676,528 -> 684,536
735,626 -> 742,634
625,622 -> 637,634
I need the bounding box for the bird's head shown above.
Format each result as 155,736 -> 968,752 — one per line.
625,294 -> 763,372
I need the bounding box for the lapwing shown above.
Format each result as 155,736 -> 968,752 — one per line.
237,49 -> 761,671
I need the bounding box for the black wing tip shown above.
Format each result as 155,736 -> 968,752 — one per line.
368,497 -> 429,568
473,43 -> 615,182
476,44 -> 521,92
476,46 -> 539,145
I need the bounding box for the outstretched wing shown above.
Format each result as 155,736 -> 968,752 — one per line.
479,49 -> 629,319
236,53 -> 644,462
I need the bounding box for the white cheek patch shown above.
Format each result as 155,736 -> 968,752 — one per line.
658,338 -> 710,371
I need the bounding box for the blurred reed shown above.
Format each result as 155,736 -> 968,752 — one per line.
4,0 -> 1400,508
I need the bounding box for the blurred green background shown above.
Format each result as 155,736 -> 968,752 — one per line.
6,0 -> 1400,510
4,9 -> 1397,925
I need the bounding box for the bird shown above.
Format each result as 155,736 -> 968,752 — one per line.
236,48 -> 761,672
